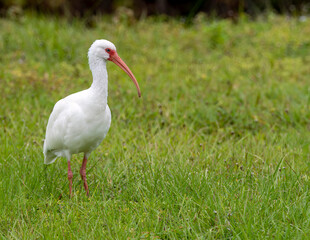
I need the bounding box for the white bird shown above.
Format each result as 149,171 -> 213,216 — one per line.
43,40 -> 141,196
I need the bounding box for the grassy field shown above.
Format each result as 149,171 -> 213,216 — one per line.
0,13 -> 309,239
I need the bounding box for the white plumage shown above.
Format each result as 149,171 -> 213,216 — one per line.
43,91 -> 112,164
43,39 -> 141,196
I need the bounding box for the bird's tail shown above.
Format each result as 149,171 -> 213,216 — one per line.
44,150 -> 58,165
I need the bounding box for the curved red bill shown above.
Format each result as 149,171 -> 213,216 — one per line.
108,52 -> 141,98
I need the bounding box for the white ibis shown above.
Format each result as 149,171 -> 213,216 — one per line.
43,40 -> 141,196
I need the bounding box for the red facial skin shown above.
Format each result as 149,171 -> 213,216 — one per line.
105,48 -> 141,98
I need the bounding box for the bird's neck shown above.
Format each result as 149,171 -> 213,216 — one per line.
89,58 -> 108,105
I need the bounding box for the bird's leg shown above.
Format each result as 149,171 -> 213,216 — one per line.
67,160 -> 73,197
80,154 -> 89,196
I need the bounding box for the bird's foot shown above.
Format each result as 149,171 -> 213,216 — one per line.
68,169 -> 73,197
80,170 -> 89,196
80,155 -> 89,196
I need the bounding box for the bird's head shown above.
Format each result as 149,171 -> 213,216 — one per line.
88,40 -> 116,60
88,39 -> 141,98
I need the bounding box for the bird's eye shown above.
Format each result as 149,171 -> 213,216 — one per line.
105,48 -> 111,53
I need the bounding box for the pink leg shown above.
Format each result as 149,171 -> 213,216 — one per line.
67,160 -> 73,197
80,154 -> 89,196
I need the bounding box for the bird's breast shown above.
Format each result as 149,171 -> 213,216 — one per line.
65,104 -> 111,154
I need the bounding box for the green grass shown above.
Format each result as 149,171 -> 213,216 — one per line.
0,12 -> 310,239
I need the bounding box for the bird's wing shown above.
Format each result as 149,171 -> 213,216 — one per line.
43,98 -> 85,157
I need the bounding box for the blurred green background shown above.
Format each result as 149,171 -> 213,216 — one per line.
1,0 -> 309,19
